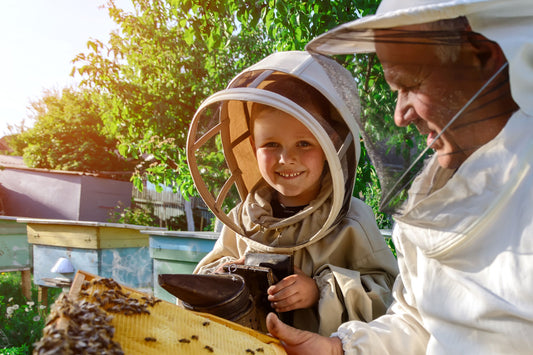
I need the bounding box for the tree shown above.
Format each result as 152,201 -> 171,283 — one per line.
71,0 -> 419,227
73,0 -> 273,193
11,88 -> 135,178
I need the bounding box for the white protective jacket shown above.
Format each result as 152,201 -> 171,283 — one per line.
306,0 -> 533,353
335,110 -> 533,354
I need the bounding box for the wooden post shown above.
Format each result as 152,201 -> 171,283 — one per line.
20,269 -> 32,300
38,286 -> 48,306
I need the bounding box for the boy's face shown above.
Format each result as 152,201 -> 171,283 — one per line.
252,108 -> 326,207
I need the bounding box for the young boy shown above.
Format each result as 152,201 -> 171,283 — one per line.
186,51 -> 398,335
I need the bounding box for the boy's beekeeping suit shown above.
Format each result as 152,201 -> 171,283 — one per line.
186,51 -> 398,335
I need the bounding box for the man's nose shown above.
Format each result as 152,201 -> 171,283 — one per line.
394,90 -> 417,127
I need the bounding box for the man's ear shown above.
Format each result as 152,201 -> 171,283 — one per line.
467,32 -> 506,74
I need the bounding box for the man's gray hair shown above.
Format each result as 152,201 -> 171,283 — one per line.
420,16 -> 470,64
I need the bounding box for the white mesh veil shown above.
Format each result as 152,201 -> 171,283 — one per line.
306,0 -> 532,213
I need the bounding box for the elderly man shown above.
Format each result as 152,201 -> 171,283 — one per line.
266,0 -> 533,354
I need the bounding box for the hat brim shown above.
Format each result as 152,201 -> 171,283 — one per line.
305,0 -> 500,55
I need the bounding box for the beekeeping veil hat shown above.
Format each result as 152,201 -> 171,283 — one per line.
187,51 -> 361,246
306,0 -> 533,212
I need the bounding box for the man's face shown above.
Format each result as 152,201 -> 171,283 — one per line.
375,26 -> 491,169
252,108 -> 326,207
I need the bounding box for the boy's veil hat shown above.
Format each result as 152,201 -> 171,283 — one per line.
187,51 -> 361,245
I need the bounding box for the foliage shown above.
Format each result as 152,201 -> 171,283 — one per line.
9,88 -> 135,178
6,0 -> 419,224
355,143 -> 392,229
0,272 -> 60,353
107,200 -> 157,226
71,1 -> 384,195
165,210 -> 213,231
0,343 -> 31,355
0,135 -> 20,156
66,0 -> 422,223
0,296 -> 46,352
385,237 -> 397,258
72,0 -> 272,196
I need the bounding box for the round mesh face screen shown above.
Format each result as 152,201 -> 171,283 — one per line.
187,50 -> 363,242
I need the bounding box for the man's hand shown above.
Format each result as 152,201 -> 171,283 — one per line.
266,312 -> 343,355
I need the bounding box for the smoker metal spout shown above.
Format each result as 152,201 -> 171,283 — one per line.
158,273 -> 252,321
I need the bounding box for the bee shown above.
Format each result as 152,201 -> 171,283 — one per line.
107,305 -> 121,313
191,335 -> 199,340
145,337 -> 157,342
204,345 -> 214,352
179,338 -> 191,343
202,321 -> 210,326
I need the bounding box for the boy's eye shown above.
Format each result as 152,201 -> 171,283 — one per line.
297,141 -> 312,147
263,142 -> 279,148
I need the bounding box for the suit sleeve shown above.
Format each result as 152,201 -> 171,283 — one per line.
332,227 -> 430,354
193,212 -> 245,274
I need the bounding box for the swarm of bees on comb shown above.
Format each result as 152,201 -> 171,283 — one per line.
33,272 -> 285,355
34,292 -> 122,354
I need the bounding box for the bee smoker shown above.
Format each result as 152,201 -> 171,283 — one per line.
158,253 -> 293,333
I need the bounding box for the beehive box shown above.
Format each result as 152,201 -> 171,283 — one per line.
35,270 -> 286,355
0,217 -> 32,299
21,218 -> 164,292
144,230 -> 218,302
0,216 -> 31,271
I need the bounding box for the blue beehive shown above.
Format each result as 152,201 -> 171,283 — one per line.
22,218 -> 164,297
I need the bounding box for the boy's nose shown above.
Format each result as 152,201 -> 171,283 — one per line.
279,148 -> 296,164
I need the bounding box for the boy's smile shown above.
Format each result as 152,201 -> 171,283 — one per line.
252,108 -> 326,207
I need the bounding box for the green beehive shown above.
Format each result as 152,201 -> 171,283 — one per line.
0,216 -> 31,271
145,230 -> 218,303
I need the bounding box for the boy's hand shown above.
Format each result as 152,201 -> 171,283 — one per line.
267,266 -> 319,312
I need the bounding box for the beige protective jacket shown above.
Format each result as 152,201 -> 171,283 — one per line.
187,51 -> 398,336
195,180 -> 398,335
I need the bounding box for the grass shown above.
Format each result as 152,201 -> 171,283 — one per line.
0,272 -> 61,355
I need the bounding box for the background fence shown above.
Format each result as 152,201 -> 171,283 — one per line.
132,188 -> 213,230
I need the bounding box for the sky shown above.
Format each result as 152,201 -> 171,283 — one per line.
0,0 -> 133,137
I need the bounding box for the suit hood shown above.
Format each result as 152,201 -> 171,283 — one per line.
187,51 -> 361,244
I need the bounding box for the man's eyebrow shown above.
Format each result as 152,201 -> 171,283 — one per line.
382,67 -> 410,92
382,73 -> 400,91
